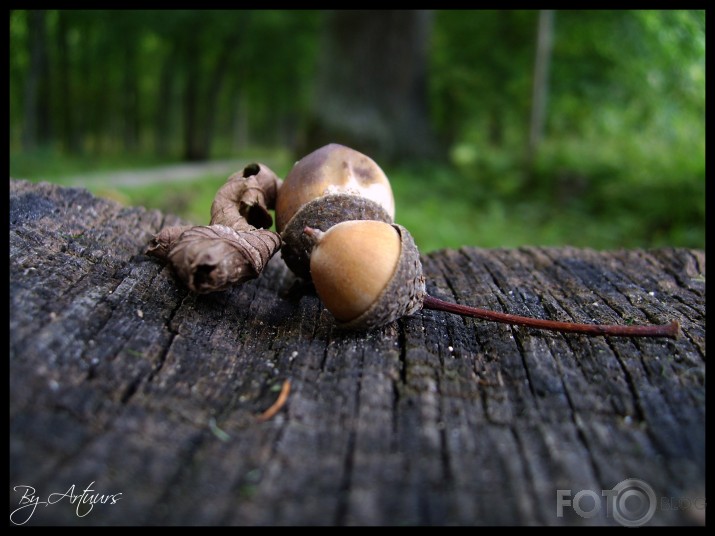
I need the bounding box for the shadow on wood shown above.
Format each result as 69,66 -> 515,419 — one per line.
9,179 -> 705,526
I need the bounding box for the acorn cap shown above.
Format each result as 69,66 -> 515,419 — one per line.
306,221 -> 426,331
281,194 -> 393,280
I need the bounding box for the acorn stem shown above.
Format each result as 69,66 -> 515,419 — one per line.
422,294 -> 680,339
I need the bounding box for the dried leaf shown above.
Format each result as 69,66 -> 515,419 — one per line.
146,162 -> 283,293
167,225 -> 282,293
145,224 -> 193,260
212,163 -> 282,230
236,162 -> 282,208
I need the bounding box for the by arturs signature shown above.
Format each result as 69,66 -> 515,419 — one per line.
10,482 -> 123,525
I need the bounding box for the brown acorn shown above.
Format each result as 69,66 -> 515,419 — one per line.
276,143 -> 395,280
304,220 -> 425,330
304,220 -> 680,338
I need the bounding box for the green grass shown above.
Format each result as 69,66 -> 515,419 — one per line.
9,145 -> 294,227
103,176 -> 229,225
10,140 -> 704,253
389,131 -> 704,252
10,147 -> 173,183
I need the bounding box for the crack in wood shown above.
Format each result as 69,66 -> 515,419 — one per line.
9,181 -> 704,526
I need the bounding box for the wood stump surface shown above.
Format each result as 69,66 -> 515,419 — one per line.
9,179 -> 705,526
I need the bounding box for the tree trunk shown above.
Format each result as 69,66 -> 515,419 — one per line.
122,47 -> 140,153
22,10 -> 49,150
232,92 -> 250,151
301,10 -> 438,164
55,11 -> 81,154
154,51 -> 175,158
9,179 -> 705,526
527,10 -> 555,167
197,38 -> 233,160
181,30 -> 233,162
182,36 -> 202,162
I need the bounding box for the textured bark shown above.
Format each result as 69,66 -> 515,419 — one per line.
9,179 -> 705,526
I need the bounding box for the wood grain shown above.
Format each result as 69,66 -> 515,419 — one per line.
9,179 -> 705,526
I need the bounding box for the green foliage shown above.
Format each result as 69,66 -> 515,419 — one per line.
9,10 -> 321,157
425,9 -> 704,250
10,142 -> 703,252
389,118 -> 704,252
430,10 -> 537,146
9,10 -> 704,251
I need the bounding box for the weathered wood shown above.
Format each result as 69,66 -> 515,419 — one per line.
9,179 -> 705,526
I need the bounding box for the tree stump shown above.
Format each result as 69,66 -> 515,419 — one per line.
9,179 -> 705,526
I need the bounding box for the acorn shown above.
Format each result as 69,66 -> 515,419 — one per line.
304,220 -> 681,338
276,143 -> 396,280
304,220 -> 425,330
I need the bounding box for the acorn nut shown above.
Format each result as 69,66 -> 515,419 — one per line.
276,143 -> 396,280
303,220 -> 680,338
303,220 -> 426,330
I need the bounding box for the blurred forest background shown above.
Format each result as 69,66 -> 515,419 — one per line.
9,10 -> 705,252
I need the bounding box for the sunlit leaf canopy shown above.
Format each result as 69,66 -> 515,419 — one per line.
9,10 -> 704,251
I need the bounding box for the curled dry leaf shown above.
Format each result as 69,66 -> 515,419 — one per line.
147,162 -> 283,293
168,225 -> 282,293
211,163 -> 282,230
146,224 -> 194,261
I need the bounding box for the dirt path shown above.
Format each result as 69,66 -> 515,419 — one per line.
63,159 -> 250,188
